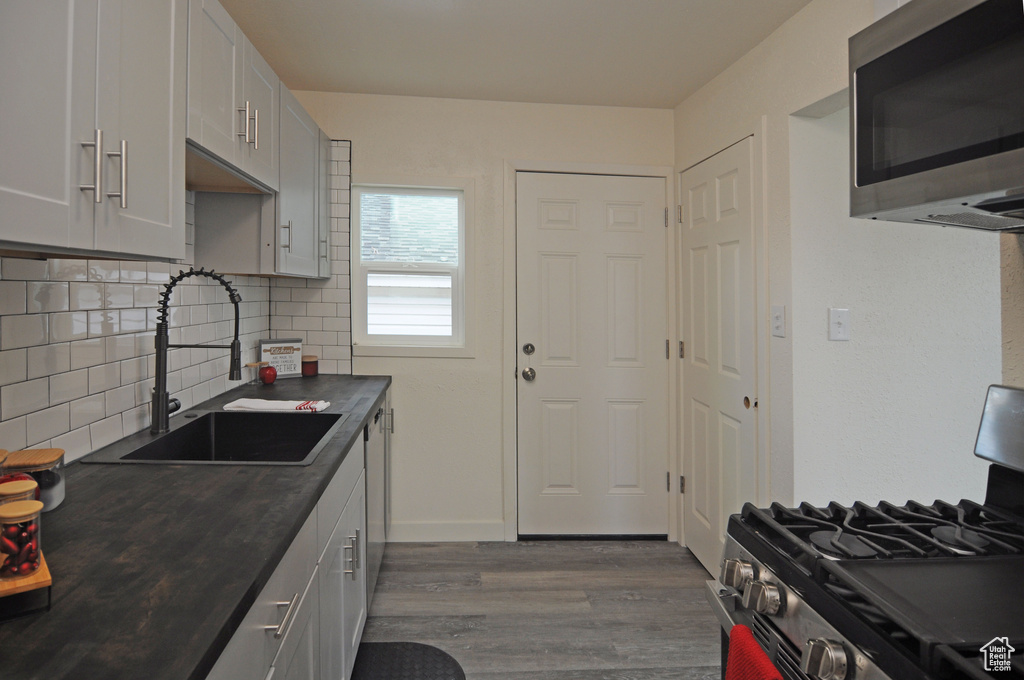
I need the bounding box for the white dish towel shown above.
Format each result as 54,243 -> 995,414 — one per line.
223,398 -> 331,412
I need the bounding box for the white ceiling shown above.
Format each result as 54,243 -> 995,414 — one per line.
219,0 -> 814,109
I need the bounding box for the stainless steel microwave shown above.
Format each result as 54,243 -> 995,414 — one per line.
849,0 -> 1024,232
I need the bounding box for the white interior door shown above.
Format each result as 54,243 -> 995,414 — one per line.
516,172 -> 668,536
679,138 -> 758,573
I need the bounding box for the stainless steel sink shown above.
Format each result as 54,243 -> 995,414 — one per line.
97,411 -> 347,466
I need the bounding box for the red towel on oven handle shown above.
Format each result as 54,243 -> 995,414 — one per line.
725,624 -> 783,680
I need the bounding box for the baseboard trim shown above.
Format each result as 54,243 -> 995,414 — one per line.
518,534 -> 669,541
388,520 -> 506,542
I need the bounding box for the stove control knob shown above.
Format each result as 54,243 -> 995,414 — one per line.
721,559 -> 756,591
741,580 -> 783,615
801,638 -> 849,680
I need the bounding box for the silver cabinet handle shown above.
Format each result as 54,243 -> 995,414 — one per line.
344,542 -> 356,577
349,529 -> 361,569
263,593 -> 299,639
280,221 -> 292,251
319,236 -> 329,260
106,139 -> 127,209
253,106 -> 259,150
238,101 -> 252,144
80,128 -> 104,203
388,408 -> 395,434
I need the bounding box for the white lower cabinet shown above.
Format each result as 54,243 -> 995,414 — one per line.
319,456 -> 368,680
269,566 -> 320,680
207,443 -> 368,680
206,511 -> 317,680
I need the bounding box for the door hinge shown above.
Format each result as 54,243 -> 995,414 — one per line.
666,472 -> 670,492
679,340 -> 684,359
677,205 -> 683,223
665,339 -> 670,359
680,475 -> 685,493
664,207 -> 669,228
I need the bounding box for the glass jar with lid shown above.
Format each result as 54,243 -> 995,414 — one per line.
0,500 -> 43,579
4,449 -> 65,511
0,479 -> 38,505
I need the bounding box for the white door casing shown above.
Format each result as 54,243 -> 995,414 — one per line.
679,137 -> 758,574
516,172 -> 669,536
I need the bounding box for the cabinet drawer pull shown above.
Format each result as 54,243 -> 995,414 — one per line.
264,593 -> 299,639
238,101 -> 252,144
106,139 -> 127,209
80,128 -> 104,203
253,106 -> 259,150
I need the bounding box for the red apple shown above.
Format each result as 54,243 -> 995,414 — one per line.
258,365 -> 277,384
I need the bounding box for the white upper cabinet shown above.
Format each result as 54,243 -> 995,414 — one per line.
278,86 -> 321,277
0,0 -> 186,261
186,0 -> 279,191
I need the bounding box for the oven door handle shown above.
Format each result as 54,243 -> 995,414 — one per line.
705,579 -> 742,632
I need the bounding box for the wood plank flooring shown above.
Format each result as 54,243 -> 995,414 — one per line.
363,541 -> 722,679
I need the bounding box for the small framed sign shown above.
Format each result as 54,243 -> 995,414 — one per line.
259,338 -> 303,378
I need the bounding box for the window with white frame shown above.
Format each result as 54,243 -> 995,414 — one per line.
352,184 -> 467,351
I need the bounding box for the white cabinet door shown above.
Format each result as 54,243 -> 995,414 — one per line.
341,472 -> 367,679
239,35 -> 279,190
0,2 -> 90,251
365,409 -> 386,609
186,0 -> 242,165
319,470 -> 367,680
0,0 -> 184,260
277,86 -> 320,277
94,0 -> 185,259
270,567 -> 320,680
206,512 -> 317,680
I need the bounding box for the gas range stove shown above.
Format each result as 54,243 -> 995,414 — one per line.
706,386 -> 1024,680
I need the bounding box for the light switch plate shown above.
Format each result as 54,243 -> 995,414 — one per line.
829,308 -> 850,341
771,305 -> 786,338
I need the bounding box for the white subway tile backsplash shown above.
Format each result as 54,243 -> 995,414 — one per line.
50,369 -> 88,404
70,338 -> 106,370
88,260 -> 121,282
27,281 -> 70,313
104,334 -> 136,362
71,394 -> 106,430
104,283 -> 134,308
1,314 -> 48,350
88,310 -> 119,337
49,311 -> 89,343
122,404 -> 149,436
89,362 -> 121,395
0,282 -> 27,315
47,259 -> 89,282
1,377 -> 49,420
51,426 -> 91,463
0,349 -> 27,387
27,403 -> 70,444
27,343 -> 71,379
2,258 -> 49,281
69,282 -> 104,311
89,414 -> 123,450
105,384 -> 136,416
119,262 -> 148,284
0,416 -> 27,451
133,284 -> 160,308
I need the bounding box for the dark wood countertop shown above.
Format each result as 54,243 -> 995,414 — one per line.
0,374 -> 390,680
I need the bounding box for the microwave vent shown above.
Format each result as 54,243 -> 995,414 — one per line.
914,212 -> 1024,232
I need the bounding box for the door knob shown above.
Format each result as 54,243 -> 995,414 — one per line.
522,367 -> 536,381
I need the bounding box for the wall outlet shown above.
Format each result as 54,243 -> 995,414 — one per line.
829,308 -> 850,341
771,305 -> 786,338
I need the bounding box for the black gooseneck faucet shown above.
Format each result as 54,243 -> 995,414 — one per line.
151,267 -> 242,434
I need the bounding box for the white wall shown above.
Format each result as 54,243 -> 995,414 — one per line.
675,0 -> 1002,505
790,109 -> 999,505
296,92 -> 674,540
